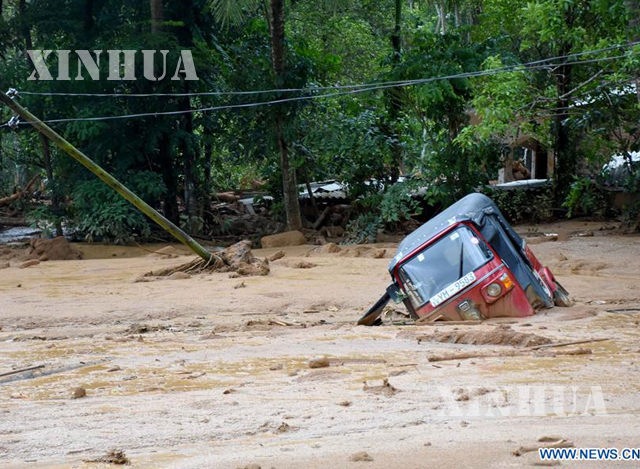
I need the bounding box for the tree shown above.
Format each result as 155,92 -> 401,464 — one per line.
267,0 -> 302,230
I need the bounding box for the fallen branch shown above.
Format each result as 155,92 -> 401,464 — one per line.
427,347 -> 593,363
427,350 -> 519,362
312,206 -> 330,230
514,439 -> 574,457
527,338 -> 610,350
0,217 -> 27,227
0,364 -> 45,378
0,174 -> 40,207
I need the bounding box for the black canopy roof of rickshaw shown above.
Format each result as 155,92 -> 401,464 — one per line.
389,192 -> 506,272
388,192 -> 553,307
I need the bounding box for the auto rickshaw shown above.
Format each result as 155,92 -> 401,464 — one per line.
358,193 -> 570,325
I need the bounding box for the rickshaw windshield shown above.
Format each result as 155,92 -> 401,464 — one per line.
399,226 -> 493,307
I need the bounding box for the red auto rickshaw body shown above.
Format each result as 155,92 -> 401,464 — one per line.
391,221 -> 535,322
358,193 -> 570,326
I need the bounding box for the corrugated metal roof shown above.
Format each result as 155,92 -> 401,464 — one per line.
298,180 -> 348,200
492,179 -> 550,190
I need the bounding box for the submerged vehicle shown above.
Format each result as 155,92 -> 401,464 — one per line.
359,193 -> 570,325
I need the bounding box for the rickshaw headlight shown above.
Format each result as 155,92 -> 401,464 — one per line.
487,283 -> 502,297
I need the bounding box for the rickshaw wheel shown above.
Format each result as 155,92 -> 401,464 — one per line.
553,282 -> 572,307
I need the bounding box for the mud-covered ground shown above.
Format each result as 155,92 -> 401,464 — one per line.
1,221 -> 640,468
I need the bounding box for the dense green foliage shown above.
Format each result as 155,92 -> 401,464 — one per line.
0,0 -> 639,241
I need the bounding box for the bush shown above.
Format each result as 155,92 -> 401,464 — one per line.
563,176 -> 610,219
72,171 -> 167,244
483,187 -> 554,224
343,212 -> 381,245
379,182 -> 423,225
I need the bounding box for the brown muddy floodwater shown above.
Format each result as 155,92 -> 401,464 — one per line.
1,220 -> 640,468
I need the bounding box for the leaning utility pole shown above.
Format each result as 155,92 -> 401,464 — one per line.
0,90 -> 213,262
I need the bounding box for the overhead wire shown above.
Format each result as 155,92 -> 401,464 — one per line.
1,47 -> 638,128
14,40 -> 640,98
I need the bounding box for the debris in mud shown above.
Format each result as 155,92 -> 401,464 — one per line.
269,363 -> 284,371
418,325 -> 553,347
267,250 -> 286,261
123,323 -> 166,334
107,366 -> 121,372
243,318 -> 300,330
19,259 -> 40,269
85,449 -> 130,465
453,387 -> 493,402
236,464 -> 261,469
305,243 -> 342,256
363,378 -> 398,396
234,281 -> 246,289
144,240 -> 269,278
427,346 -> 593,363
145,245 -> 186,258
26,236 -> 83,261
167,271 -> 191,280
261,230 -> 307,248
350,451 -> 374,462
276,422 -> 293,433
339,246 -> 388,258
538,436 -> 564,443
574,230 -> 594,237
308,356 -> 330,369
280,260 -> 317,269
72,387 -> 87,399
223,388 -> 237,394
200,332 -> 223,340
513,438 -> 574,456
338,400 -> 352,407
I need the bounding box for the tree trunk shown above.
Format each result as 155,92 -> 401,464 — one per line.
268,0 -> 302,231
179,77 -> 198,230
626,0 -> 640,231
438,2 -> 446,35
304,169 -> 319,218
386,0 -> 404,182
84,0 -> 95,32
159,133 -> 179,223
150,0 -> 164,34
19,0 -> 63,235
181,100 -> 198,232
18,0 -> 33,62
202,135 -> 213,222
554,61 -> 574,198
40,135 -> 63,237
625,0 -> 640,104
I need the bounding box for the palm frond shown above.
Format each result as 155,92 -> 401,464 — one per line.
209,0 -> 259,28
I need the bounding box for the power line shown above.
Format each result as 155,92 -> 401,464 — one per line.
14,41 -> 640,98
2,51 -> 637,127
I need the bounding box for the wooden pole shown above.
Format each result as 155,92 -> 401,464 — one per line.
0,91 -> 213,262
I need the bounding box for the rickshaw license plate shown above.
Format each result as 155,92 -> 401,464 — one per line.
429,272 -> 477,307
